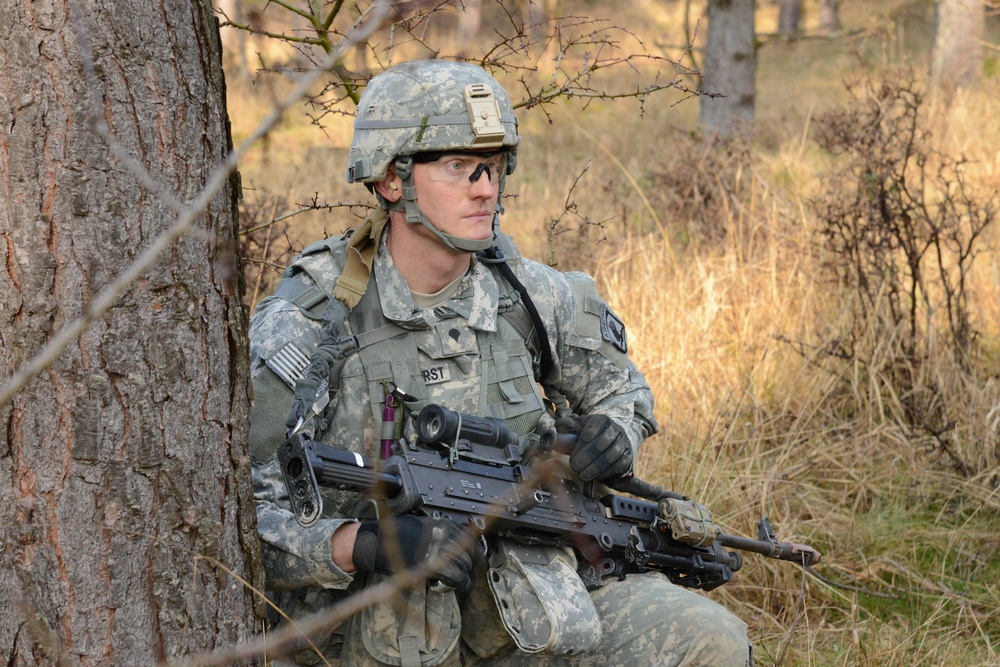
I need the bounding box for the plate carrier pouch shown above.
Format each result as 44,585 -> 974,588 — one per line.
358,576 -> 462,667
486,539 -> 603,656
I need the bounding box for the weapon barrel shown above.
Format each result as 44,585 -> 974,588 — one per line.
279,434 -> 403,527
717,533 -> 820,567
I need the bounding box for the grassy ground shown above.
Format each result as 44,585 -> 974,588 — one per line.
225,1 -> 1000,664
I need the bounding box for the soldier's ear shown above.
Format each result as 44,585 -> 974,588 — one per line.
374,169 -> 402,202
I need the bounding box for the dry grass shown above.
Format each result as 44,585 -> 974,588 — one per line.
608,168 -> 1000,664
226,1 -> 1000,664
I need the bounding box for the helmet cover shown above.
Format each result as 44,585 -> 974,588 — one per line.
346,60 -> 520,184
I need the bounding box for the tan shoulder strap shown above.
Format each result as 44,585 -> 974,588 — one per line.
335,208 -> 390,308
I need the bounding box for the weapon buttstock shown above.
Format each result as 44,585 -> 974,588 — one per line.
278,434 -> 324,527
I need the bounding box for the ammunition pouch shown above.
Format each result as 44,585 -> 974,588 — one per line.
486,540 -> 602,656
359,577 -> 461,667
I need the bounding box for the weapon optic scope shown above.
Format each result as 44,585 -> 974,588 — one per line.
416,404 -> 521,449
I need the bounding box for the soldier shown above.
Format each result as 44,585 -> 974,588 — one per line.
249,59 -> 752,666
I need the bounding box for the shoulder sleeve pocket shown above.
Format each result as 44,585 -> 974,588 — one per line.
563,272 -> 629,370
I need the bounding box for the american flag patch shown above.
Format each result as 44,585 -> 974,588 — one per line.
266,342 -> 311,389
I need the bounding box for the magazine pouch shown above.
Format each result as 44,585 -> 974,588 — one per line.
487,540 -> 602,655
360,576 -> 461,667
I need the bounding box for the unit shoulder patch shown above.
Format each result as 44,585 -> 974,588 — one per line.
600,304 -> 628,353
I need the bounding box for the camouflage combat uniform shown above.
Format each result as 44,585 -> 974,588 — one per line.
249,229 -> 752,667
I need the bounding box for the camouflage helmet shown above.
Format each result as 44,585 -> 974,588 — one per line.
346,60 -> 520,184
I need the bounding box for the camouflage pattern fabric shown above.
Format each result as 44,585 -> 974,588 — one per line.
250,230 -> 751,666
345,60 -> 519,185
471,571 -> 752,667
330,571 -> 752,667
486,544 -> 602,655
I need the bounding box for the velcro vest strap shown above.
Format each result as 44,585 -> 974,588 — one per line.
273,231 -> 355,317
271,277 -> 329,317
350,322 -> 411,354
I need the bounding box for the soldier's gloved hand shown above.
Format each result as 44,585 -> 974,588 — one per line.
555,414 -> 633,482
352,515 -> 476,592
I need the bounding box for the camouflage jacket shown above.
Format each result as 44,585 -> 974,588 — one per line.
248,230 -> 658,592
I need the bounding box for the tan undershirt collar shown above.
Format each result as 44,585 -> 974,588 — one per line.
410,272 -> 466,310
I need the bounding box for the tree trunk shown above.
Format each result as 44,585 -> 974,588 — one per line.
931,0 -> 984,92
817,0 -> 840,34
778,0 -> 802,34
700,0 -> 756,141
522,0 -> 556,41
0,0 -> 264,664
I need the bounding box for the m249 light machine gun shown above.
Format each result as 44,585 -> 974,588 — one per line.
278,404 -> 820,591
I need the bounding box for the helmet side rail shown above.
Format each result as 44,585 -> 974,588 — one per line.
277,404 -> 821,592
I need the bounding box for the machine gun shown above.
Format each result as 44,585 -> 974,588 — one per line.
278,404 -> 820,591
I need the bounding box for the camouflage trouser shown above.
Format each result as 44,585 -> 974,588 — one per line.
334,570 -> 752,667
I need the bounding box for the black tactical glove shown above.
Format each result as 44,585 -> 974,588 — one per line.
352,515 -> 476,592
555,414 -> 633,482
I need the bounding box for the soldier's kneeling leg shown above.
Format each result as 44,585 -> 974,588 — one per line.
583,570 -> 751,667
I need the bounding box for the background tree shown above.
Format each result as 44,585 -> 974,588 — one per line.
931,0 -> 985,93
778,0 -> 803,34
457,0 -> 485,42
0,0 -> 265,664
700,0 -> 756,140
817,0 -> 840,33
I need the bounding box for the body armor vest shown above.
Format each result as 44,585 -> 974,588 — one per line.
349,274 -> 547,439
276,231 -> 549,443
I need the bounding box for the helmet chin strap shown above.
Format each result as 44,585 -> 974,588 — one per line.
386,156 -> 498,254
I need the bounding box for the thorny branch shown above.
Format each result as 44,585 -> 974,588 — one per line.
232,2 -> 703,128
545,159 -> 614,267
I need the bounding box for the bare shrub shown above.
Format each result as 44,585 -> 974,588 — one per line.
642,130 -> 776,250
238,188 -> 299,308
809,67 -> 1000,478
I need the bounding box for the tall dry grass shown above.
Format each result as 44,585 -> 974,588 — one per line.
226,2 -> 1000,664
584,87 -> 1000,667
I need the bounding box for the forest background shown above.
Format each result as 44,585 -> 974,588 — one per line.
1,0 -> 997,665
227,0 -> 1000,665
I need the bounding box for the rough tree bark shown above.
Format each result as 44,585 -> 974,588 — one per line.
700,0 -> 757,141
0,0 -> 264,665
